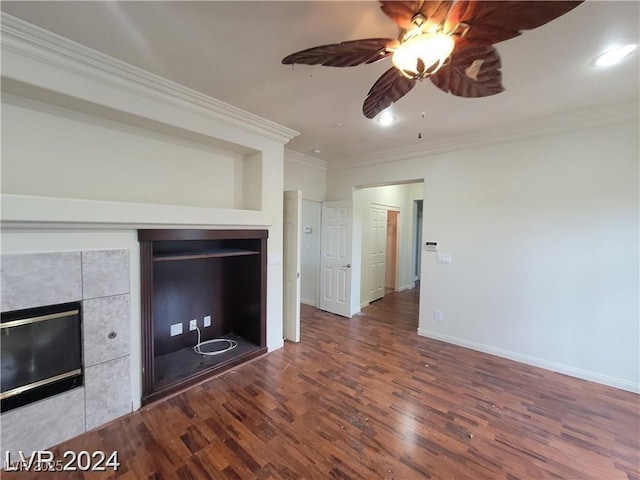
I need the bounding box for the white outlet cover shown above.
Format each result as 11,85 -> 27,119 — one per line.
204,315 -> 211,327
170,323 -> 183,336
189,319 -> 197,331
436,253 -> 452,264
434,309 -> 443,321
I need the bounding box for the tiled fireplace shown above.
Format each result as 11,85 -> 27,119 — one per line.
0,250 -> 132,457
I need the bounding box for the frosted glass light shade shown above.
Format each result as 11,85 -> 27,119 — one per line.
392,33 -> 455,78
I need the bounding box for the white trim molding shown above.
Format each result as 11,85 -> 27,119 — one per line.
1,13 -> 299,147
332,102 -> 639,170
418,329 -> 640,394
285,150 -> 328,171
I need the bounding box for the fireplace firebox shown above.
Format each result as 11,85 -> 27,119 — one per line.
1,302 -> 83,413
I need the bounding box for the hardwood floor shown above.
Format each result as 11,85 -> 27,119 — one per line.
6,288 -> 639,479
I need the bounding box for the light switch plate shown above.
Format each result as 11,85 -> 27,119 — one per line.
170,323 -> 182,336
204,315 -> 211,327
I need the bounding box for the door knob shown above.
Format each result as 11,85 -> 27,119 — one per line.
342,264 -> 351,268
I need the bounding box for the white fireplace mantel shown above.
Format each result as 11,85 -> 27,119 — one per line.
1,194 -> 272,230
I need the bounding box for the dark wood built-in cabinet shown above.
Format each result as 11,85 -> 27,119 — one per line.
139,229 -> 267,405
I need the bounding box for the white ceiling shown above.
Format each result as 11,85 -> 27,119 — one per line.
2,1 -> 639,166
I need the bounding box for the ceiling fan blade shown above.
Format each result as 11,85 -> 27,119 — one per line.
363,67 -> 416,118
282,38 -> 393,67
379,1 -> 424,29
430,45 -> 504,98
418,1 -> 456,29
379,1 -> 455,30
445,1 -> 584,47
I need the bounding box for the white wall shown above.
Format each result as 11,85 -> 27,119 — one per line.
327,119 -> 640,392
284,151 -> 327,202
356,183 -> 424,307
2,94 -> 244,209
300,200 -> 322,306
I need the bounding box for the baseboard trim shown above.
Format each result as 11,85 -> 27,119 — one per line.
397,283 -> 415,292
417,329 -> 639,394
301,299 -> 317,308
268,339 -> 285,352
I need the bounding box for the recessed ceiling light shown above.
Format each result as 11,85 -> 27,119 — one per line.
335,122 -> 344,127
376,111 -> 396,126
592,44 -> 638,67
311,149 -> 321,154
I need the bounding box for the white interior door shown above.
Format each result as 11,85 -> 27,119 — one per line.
283,190 -> 301,342
320,200 -> 352,317
368,206 -> 387,302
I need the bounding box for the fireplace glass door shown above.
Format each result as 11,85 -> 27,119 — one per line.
1,302 -> 83,412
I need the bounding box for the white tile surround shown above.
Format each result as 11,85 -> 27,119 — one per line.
0,250 -> 132,457
1,389 -> 86,459
83,295 -> 130,367
0,252 -> 82,312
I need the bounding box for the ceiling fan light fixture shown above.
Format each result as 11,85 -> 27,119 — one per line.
592,44 -> 638,67
392,32 -> 455,79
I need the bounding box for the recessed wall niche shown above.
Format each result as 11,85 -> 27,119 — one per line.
138,229 -> 267,405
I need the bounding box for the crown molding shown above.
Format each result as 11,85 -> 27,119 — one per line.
284,149 -> 328,171
0,13 -> 299,145
331,101 -> 639,170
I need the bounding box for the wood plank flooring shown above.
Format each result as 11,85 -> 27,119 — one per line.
5,288 -> 639,479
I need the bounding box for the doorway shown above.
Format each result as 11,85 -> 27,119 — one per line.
357,181 -> 424,311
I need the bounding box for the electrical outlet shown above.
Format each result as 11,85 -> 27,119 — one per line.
436,253 -> 452,264
189,319 -> 197,331
434,309 -> 443,322
170,323 -> 183,336
204,315 -> 211,327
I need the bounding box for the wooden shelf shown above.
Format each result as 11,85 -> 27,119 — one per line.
153,334 -> 264,392
153,249 -> 260,262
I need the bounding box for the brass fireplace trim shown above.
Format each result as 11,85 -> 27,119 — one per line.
1,309 -> 79,329
0,369 -> 82,400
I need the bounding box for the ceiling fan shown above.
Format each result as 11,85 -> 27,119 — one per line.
282,1 -> 584,119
